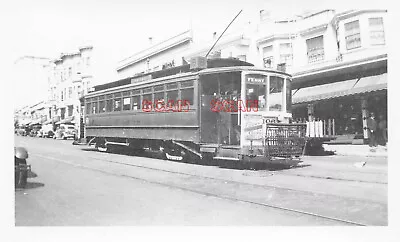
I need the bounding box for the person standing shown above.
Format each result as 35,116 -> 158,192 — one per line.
367,112 -> 378,147
378,114 -> 387,146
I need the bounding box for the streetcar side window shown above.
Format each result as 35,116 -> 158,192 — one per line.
166,82 -> 179,103
269,76 -> 284,111
154,85 -> 165,105
132,96 -> 141,110
99,95 -> 106,113
181,88 -> 194,105
113,92 -> 122,111
180,80 -> 194,106
123,97 -> 131,111
142,93 -> 152,110
99,100 -> 105,113
114,98 -> 122,111
106,99 -> 113,112
86,102 -> 92,114
131,89 -> 141,111
166,89 -> 178,102
92,101 -> 97,114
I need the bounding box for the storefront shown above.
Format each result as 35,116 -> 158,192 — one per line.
291,57 -> 387,144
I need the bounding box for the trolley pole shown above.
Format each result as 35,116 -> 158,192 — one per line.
205,10 -> 243,58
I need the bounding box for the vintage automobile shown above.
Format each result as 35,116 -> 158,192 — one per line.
15,147 -> 31,189
40,124 -> 55,138
54,124 -> 77,140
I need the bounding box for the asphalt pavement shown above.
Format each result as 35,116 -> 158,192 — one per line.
14,135 -> 388,226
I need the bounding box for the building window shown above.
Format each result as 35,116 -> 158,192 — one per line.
369,17 -> 385,45
68,87 -> 72,99
69,67 -> 72,77
262,45 -> 273,68
68,105 -> 73,116
279,43 -> 293,66
86,57 -> 90,67
306,36 -> 324,63
345,20 -> 361,50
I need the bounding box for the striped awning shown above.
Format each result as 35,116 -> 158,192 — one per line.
292,73 -> 387,104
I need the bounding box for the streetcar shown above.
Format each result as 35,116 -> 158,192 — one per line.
83,57 -> 306,168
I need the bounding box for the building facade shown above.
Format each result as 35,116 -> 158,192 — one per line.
114,9 -> 387,143
47,46 -> 94,135
287,10 -> 388,143
116,31 -> 193,79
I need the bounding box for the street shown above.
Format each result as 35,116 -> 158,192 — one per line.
15,135 -> 387,226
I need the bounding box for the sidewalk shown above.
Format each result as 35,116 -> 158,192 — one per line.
322,144 -> 388,157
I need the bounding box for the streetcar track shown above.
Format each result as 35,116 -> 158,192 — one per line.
32,153 -> 373,225
272,172 -> 387,184
86,155 -> 387,204
85,148 -> 387,184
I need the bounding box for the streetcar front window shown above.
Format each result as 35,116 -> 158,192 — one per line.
269,76 -> 284,111
246,84 -> 266,110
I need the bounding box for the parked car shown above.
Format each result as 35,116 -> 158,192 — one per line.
54,124 -> 77,140
15,147 -> 30,189
40,124 -> 54,138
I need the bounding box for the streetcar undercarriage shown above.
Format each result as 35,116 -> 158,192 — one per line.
87,131 -> 305,169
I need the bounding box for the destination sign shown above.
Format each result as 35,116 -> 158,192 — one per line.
131,74 -> 152,84
246,75 -> 266,84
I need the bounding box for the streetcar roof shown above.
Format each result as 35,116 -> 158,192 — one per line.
86,61 -> 291,98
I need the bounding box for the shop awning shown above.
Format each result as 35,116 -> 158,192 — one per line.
292,73 -> 387,104
30,120 -> 42,125
43,120 -> 52,125
19,120 -> 32,126
55,116 -> 75,125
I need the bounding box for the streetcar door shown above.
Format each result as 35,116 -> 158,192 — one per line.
199,72 -> 241,145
